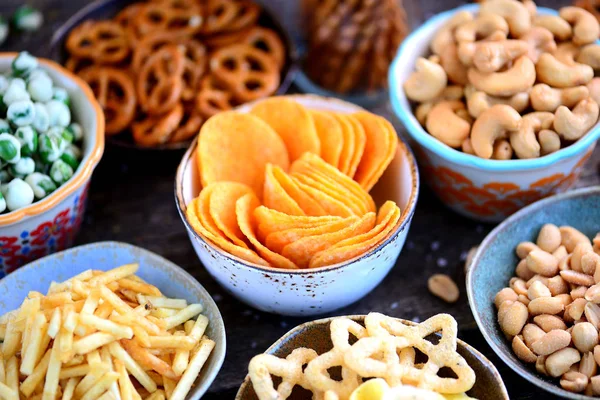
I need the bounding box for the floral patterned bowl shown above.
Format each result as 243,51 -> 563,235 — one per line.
0,53 -> 104,276
388,4 -> 600,223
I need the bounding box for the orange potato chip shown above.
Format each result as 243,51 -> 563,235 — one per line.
343,113 -> 366,178
309,201 -> 402,268
254,206 -> 342,240
250,97 -> 320,161
332,113 -> 355,175
197,111 -> 289,196
264,164 -> 305,216
186,198 -> 270,266
236,193 -> 299,269
197,183 -> 231,242
281,212 -> 376,268
292,173 -> 365,216
292,177 -> 355,217
310,110 -> 343,167
265,216 -> 359,254
353,111 -> 398,191
270,164 -> 328,216
208,182 -> 254,248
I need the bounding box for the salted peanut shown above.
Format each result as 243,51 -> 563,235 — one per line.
498,300 -> 515,321
536,224 -> 562,253
534,314 -> 567,332
584,302 -> 600,329
523,323 -> 547,346
561,370 -> 589,393
531,329 -> 572,355
553,245 -> 569,262
585,284 -> 600,303
511,278 -> 528,296
527,275 -> 549,289
555,293 -> 573,307
495,287 -> 518,308
561,226 -> 592,252
559,254 -> 572,272
527,250 -> 559,277
427,274 -> 460,303
513,335 -> 538,363
499,300 -> 529,336
572,322 -> 599,352
592,375 -> 600,395
518,294 -> 530,306
516,259 -> 536,280
547,275 -> 569,296
582,252 -> 600,276
537,355 -> 549,375
566,298 -> 588,321
528,296 -> 565,315
528,280 -> 552,300
571,286 -> 588,300
580,352 -> 597,377
573,243 -> 595,271
517,241 -> 541,259
546,347 -> 581,377
538,130 -> 561,156
561,270 -> 595,286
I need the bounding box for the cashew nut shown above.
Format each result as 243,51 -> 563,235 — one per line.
456,108 -> 474,125
480,0 -> 532,37
554,98 -> 600,140
454,14 -> 509,42
473,40 -> 529,72
431,11 -> 474,56
440,42 -> 469,85
471,104 -> 522,159
457,31 -> 508,66
554,42 -> 580,65
404,57 -> 448,102
538,129 -> 561,155
530,84 -> 590,112
466,89 -> 530,118
559,7 -> 600,46
533,15 -> 573,41
536,53 -> 594,88
509,112 -> 553,159
414,85 -> 465,125
425,101 -> 471,148
492,139 -> 513,160
468,55 -> 536,96
462,138 -> 475,155
520,26 -> 557,63
415,103 -> 432,126
577,44 -> 600,70
587,77 -> 600,105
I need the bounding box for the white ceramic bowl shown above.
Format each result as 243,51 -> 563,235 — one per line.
389,5 -> 600,223
0,53 -> 104,276
175,95 -> 419,316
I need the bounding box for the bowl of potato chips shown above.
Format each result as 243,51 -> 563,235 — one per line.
236,312 -> 509,399
0,241 -> 226,400
175,94 -> 419,316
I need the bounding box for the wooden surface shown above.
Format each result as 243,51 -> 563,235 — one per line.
2,0 -> 599,398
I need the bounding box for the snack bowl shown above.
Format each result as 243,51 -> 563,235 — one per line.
175,94 -> 419,316
389,4 -> 600,223
235,314 -> 509,399
48,0 -> 298,152
0,53 -> 104,276
0,240 -> 226,400
467,186 -> 600,399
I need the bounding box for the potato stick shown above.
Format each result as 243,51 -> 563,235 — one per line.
88,264 -> 139,287
73,332 -> 117,355
120,340 -> 179,380
41,292 -> 72,310
20,313 -> 49,375
0,382 -> 17,400
63,355 -> 84,367
63,308 -> 78,333
20,349 -> 51,397
114,358 -> 133,400
28,291 -> 44,299
163,376 -> 176,399
133,305 -> 150,317
73,300 -> 85,313
101,288 -> 160,335
47,308 -> 61,339
143,297 -> 187,310
61,377 -> 79,400
21,299 -> 40,356
189,315 -> 209,342
81,290 -> 101,315
172,333 -> 190,376
48,270 -> 94,294
58,329 -> 74,362
88,351 -> 102,365
145,389 -> 165,400
150,308 -> 178,318
148,336 -> 196,351
108,342 -> 157,393
80,371 -> 119,400
170,339 -> 215,400
75,364 -> 110,398
107,281 -> 120,292
163,304 -> 203,330
0,353 -> 4,384
147,316 -> 167,329
119,289 -> 139,303
59,364 -> 90,379
97,391 -> 116,400
118,279 -> 162,296
0,325 -> 6,341
95,303 -> 114,319
183,321 -> 194,335
2,320 -> 22,360
71,280 -> 91,298
79,314 -> 134,339
5,357 -> 18,398
146,371 -> 164,386
100,347 -> 122,400
0,311 -> 17,326
131,326 -> 151,348
42,335 -> 62,400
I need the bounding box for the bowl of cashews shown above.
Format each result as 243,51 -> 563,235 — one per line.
389,0 -> 600,223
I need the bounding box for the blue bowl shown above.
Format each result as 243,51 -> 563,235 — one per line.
467,186 -> 600,399
0,241 -> 226,400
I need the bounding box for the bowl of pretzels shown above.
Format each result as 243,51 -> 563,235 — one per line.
49,0 -> 297,150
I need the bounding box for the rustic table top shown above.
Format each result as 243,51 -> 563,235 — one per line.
2,0 -> 599,398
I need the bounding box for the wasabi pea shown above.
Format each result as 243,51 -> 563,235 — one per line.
8,156 -> 34,178
11,52 -> 38,77
4,178 -> 34,211
12,7 -> 43,32
49,159 -> 73,185
33,156 -> 47,174
7,100 -> 35,126
3,78 -> 29,105
0,169 -> 10,183
14,126 -> 37,156
0,76 -> 8,95
32,102 -> 49,132
38,132 -> 62,163
0,16 -> 8,47
52,87 -> 69,106
27,69 -> 49,82
27,73 -> 52,102
0,119 -> 10,134
0,191 -> 5,212
60,144 -> 81,169
25,172 -> 56,199
66,122 -> 83,141
45,100 -> 70,127
0,133 -> 21,163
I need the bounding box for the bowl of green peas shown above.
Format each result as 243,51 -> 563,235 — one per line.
0,51 -> 104,276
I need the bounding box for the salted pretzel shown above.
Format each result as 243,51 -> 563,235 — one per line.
78,66 -> 137,135
180,39 -> 207,101
203,27 -> 253,48
131,30 -> 189,72
134,1 -> 202,36
137,45 -> 185,115
202,0 -> 240,33
66,20 -> 130,64
242,27 -> 285,69
64,57 -> 94,74
169,105 -> 203,143
195,74 -> 236,117
132,103 -> 184,146
114,3 -> 147,47
224,0 -> 261,32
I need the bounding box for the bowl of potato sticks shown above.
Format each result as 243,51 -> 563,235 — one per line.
236,312 -> 508,399
49,0 -> 297,150
0,52 -> 104,274
0,241 -> 226,400
175,94 -> 419,316
468,186 -> 600,398
389,0 -> 600,222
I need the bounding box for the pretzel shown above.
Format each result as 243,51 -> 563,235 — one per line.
66,20 -> 130,64
209,44 -> 279,102
134,1 -> 202,36
131,30 -> 189,72
202,0 -> 240,33
203,27 -> 253,48
224,0 -> 261,32
64,57 -> 94,74
242,27 -> 285,69
137,45 -> 185,115
169,105 -> 203,143
114,3 -> 147,47
180,39 -> 207,101
78,66 -> 137,135
132,103 -> 184,146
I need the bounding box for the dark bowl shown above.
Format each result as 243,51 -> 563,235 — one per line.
49,0 -> 298,152
235,315 -> 509,399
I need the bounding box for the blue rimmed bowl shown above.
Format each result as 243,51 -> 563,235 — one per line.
389,4 -> 600,223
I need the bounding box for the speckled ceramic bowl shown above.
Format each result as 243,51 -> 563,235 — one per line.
0,241 -> 226,400
0,53 -> 104,276
467,186 -> 600,399
175,94 -> 419,316
389,4 -> 600,223
235,315 -> 509,399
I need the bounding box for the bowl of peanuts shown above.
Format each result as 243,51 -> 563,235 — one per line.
389,0 -> 600,222
467,185 -> 600,398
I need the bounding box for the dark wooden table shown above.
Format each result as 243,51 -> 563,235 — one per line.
2,0 -> 599,398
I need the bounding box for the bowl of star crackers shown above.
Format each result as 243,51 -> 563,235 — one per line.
175,94 -> 419,316
236,312 -> 509,399
49,0 -> 296,150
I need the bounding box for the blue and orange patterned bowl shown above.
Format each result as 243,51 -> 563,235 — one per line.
0,53 -> 104,276
389,4 -> 600,223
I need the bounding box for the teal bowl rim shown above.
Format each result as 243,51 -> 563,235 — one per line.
388,4 -> 600,172
466,186 -> 600,399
